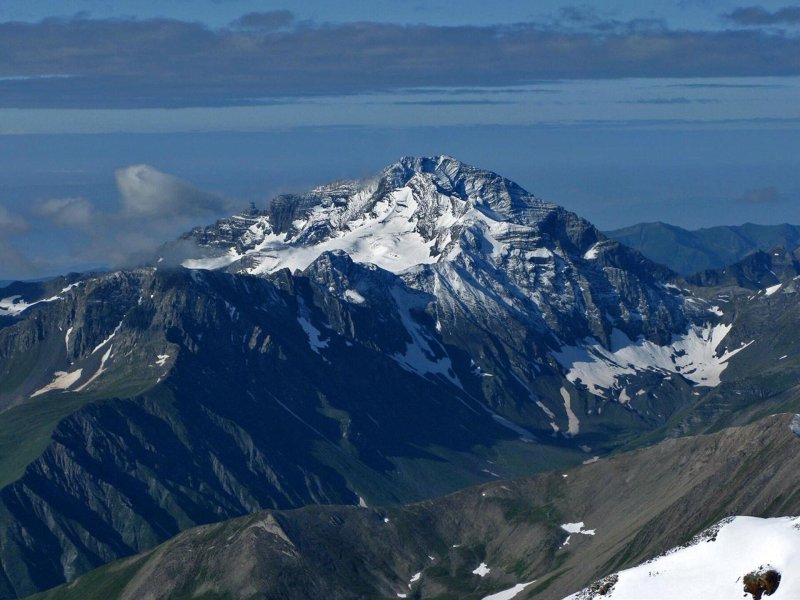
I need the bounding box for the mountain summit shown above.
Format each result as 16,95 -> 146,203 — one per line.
179,155 -> 691,342
181,155 -> 561,275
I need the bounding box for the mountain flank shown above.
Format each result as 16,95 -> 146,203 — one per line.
29,413 -> 800,600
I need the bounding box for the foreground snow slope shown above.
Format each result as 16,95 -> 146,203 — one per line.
565,516 -> 800,600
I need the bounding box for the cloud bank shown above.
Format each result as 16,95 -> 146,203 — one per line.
34,197 -> 94,227
9,166 -> 239,277
0,206 -> 27,232
727,6 -> 800,25
0,207 -> 32,279
1,12 -> 800,108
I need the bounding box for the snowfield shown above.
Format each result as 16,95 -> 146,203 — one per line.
564,516 -> 800,599
554,325 -> 753,397
482,581 -> 535,600
0,294 -> 60,316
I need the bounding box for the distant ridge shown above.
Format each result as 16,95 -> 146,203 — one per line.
605,222 -> 800,275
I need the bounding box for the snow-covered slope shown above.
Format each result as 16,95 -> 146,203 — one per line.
554,323 -> 753,397
180,155 -> 560,275
0,282 -> 80,316
566,516 -> 800,600
179,155 -> 693,342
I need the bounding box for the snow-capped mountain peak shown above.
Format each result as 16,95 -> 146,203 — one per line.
179,155 -> 565,276
174,156 -> 745,411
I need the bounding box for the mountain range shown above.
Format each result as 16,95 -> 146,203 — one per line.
605,221 -> 800,276
0,156 -> 798,599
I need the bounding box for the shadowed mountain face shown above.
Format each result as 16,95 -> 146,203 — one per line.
0,265 -> 580,598
0,157 -> 797,598
29,414 -> 800,600
605,221 -> 800,276
685,247 -> 800,290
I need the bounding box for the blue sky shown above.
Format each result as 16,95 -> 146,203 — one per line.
1,1 -> 799,278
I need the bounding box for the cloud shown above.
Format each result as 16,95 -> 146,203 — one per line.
34,197 -> 94,227
619,97 -> 720,104
665,82 -> 787,89
388,99 -> 515,106
727,6 -> 800,25
738,186 -> 780,203
0,207 -> 33,279
72,164 -> 236,269
552,7 -> 667,33
115,165 -> 230,218
233,11 -> 294,30
2,165 -> 239,277
0,206 -> 27,232
0,240 -> 34,280
1,15 -> 800,108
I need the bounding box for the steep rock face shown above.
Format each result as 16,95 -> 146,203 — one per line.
0,272 -> 170,413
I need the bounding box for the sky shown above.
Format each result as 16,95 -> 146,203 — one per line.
1,1 -> 799,279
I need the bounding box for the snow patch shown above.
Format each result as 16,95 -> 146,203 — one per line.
182,247 -> 242,271
790,415 -> 800,438
344,289 -> 366,304
237,187 -> 441,276
560,387 -> 580,436
561,522 -> 596,535
482,582 -> 536,600
390,287 -> 458,385
765,283 -> 782,297
536,400 -> 556,420
0,294 -> 60,316
297,303 -> 329,355
564,516 -> 800,600
554,325 -> 752,397
583,243 -> 600,260
92,321 -> 123,355
75,345 -> 114,391
60,282 -> 82,294
31,369 -> 83,397
472,563 -> 491,577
